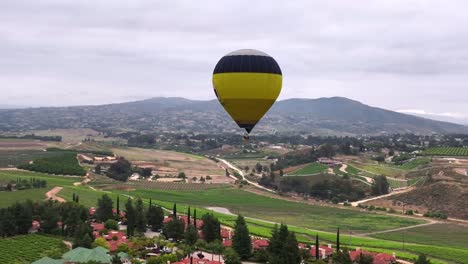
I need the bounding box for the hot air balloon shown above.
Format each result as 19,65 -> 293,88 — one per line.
212,49 -> 282,141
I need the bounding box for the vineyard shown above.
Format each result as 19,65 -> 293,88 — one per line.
113,181 -> 231,191
0,234 -> 65,263
422,147 -> 468,157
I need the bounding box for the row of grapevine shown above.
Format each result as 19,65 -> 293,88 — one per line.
0,234 -> 64,263
422,147 -> 468,157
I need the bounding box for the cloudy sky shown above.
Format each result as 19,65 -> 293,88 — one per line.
1,1 -> 468,122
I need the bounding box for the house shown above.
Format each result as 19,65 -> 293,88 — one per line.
349,249 -> 397,264
32,247 -> 113,264
172,257 -> 222,264
77,154 -> 93,164
309,244 -> 334,259
252,239 -> 269,250
29,220 -> 41,233
94,230 -> 129,251
90,222 -> 105,232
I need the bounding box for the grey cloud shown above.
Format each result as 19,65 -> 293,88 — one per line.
0,0 -> 467,116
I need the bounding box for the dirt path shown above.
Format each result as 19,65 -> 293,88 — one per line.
361,220 -> 438,236
217,158 -> 275,193
340,163 -> 375,184
45,187 -> 65,202
350,187 -> 414,207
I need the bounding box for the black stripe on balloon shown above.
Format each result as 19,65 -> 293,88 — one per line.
213,55 -> 282,75
238,123 -> 256,133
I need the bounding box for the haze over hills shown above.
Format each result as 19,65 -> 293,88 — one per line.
0,97 -> 467,135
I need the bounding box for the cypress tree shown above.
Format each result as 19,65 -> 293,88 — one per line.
173,203 -> 177,218
315,234 -> 319,260
72,193 -> 76,202
116,196 -> 120,216
135,198 -> 147,233
232,215 -> 252,260
75,195 -> 79,203
187,206 -> 191,226
336,227 -> 340,251
149,198 -> 152,207
125,198 -> 135,237
194,209 -> 197,227
284,232 -> 300,264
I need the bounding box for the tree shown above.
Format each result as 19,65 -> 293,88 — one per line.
336,227 -> 340,251
414,254 -> 431,264
232,215 -> 251,260
268,224 -> 299,264
147,205 -> 164,231
116,243 -> 129,253
135,198 -> 147,233
178,172 -> 186,180
356,253 -> 373,264
163,218 -> 185,241
95,164 -> 101,174
187,206 -> 191,225
193,209 -> 197,227
96,194 -> 114,222
141,168 -> 152,178
92,237 -> 110,249
173,203 -> 177,218
107,157 -> 132,181
125,198 -> 135,237
111,255 -> 123,264
201,214 -> 221,243
116,196 -> 120,216
372,175 -> 390,195
315,234 -> 319,260
332,249 -> 352,264
184,224 -> 198,246
223,248 -> 242,264
284,232 -> 300,264
104,219 -> 119,230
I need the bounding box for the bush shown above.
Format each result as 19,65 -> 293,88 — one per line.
18,153 -> 86,176
104,219 -> 119,230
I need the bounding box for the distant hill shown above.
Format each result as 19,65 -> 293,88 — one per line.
0,97 -> 467,135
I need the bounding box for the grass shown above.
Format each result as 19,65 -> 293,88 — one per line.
287,162 -> 328,175
371,223 -> 468,250
0,234 -> 65,263
395,158 -> 430,170
112,187 -> 424,233
0,149 -> 67,167
0,188 -> 49,208
349,162 -> 404,178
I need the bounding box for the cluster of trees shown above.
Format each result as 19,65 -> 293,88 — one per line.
371,176 -> 390,196
0,134 -> 62,142
0,177 -> 47,191
106,157 -> 132,181
18,152 -> 86,176
0,199 -> 93,248
94,194 -> 165,237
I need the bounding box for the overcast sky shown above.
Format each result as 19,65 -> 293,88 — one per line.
1,1 -> 468,122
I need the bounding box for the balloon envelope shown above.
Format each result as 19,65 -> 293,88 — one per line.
212,49 -> 282,133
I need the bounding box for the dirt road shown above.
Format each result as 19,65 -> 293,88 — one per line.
45,187 -> 65,202
217,158 -> 275,193
361,220 -> 438,236
350,187 -> 414,206
339,164 -> 374,184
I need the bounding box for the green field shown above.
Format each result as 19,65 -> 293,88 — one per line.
287,162 -> 328,175
0,234 -> 66,263
422,147 -> 468,157
0,188 -> 49,208
0,149 -> 67,167
371,223 -> 468,250
394,158 -> 430,170
349,162 -> 403,178
113,187 -> 423,233
18,152 -> 86,176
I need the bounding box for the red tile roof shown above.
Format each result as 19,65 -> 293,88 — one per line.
91,222 -> 105,232
252,239 -> 269,249
172,258 -> 222,264
310,245 -> 334,258
223,240 -> 232,247
373,253 -> 396,264
350,249 -> 373,261
221,228 -> 231,239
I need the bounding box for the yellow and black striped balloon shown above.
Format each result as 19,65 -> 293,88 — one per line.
212,49 -> 282,133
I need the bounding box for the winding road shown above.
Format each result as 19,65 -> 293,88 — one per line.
217,158 -> 275,193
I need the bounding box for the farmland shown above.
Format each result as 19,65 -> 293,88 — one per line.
371,223 -> 468,250
17,152 -> 86,176
396,158 -> 430,170
286,162 -> 328,175
113,187 -> 424,233
0,234 -> 66,263
422,147 -> 468,157
0,188 -> 48,208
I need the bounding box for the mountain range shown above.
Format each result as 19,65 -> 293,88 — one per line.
0,97 -> 467,135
